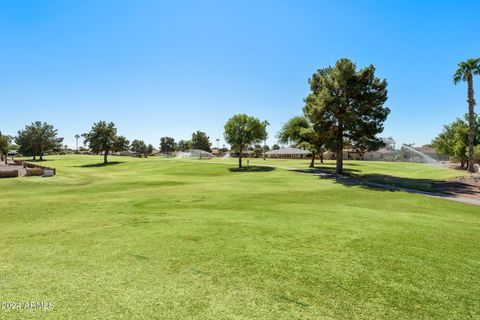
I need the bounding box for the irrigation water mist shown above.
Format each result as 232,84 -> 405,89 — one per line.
400,144 -> 440,165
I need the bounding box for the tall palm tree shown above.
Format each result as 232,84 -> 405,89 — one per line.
263,120 -> 270,160
75,134 -> 80,151
453,58 -> 480,173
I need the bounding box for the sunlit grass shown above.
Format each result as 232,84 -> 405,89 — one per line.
0,155 -> 479,319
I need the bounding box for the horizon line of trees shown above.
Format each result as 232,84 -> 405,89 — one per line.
4,58 -> 478,172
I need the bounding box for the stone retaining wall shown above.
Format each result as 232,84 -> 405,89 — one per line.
21,162 -> 56,175
0,170 -> 19,178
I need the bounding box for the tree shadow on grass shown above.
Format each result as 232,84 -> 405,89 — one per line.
312,165 -> 361,174
291,165 -> 360,175
229,166 -> 276,173
76,161 -> 124,168
24,159 -> 51,163
313,171 -> 479,196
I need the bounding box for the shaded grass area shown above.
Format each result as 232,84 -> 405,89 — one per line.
0,155 -> 479,319
228,165 -> 276,172
211,158 -> 469,192
75,161 -> 124,168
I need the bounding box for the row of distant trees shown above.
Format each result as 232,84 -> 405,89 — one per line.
2,58 -> 392,173
162,131 -> 213,154
4,119 -> 233,164
81,124 -> 220,164
1,119 -> 285,166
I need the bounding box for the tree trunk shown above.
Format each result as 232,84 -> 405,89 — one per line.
309,152 -> 315,168
336,123 -> 344,174
104,150 -> 108,164
39,153 -> 43,161
461,157 -> 465,169
33,155 -> 36,161
320,152 -> 324,164
263,140 -> 266,160
238,146 -> 243,168
467,74 -> 476,173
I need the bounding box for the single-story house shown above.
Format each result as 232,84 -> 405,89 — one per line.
363,148 -> 398,161
265,148 -> 312,159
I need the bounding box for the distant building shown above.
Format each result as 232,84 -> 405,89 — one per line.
265,148 -> 312,159
363,148 -> 398,161
323,148 -> 398,161
211,148 -> 221,157
413,146 -> 447,161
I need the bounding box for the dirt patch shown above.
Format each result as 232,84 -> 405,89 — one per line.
433,175 -> 480,200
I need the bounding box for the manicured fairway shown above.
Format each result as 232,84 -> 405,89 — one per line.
1,156 -> 479,319
211,158 -> 469,191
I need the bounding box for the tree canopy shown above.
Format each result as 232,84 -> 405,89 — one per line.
131,139 -> 148,157
432,114 -> 479,169
0,132 -> 11,164
113,136 -> 130,153
15,121 -> 64,160
191,131 -> 212,152
277,116 -> 325,167
82,121 -> 119,164
177,140 -> 191,152
224,114 -> 268,167
160,137 -> 176,154
147,144 -> 154,155
303,58 -> 389,174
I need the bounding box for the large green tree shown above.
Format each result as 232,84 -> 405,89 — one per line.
82,121 -> 119,164
15,121 -> 64,160
191,131 -> 212,152
160,137 -> 176,154
304,59 -> 389,174
277,116 -> 325,167
453,58 -> 480,173
224,114 -> 268,168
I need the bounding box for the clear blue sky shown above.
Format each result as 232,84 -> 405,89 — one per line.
1,0 -> 479,148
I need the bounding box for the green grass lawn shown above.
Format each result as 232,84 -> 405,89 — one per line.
211,158 -> 469,191
1,155 -> 479,319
